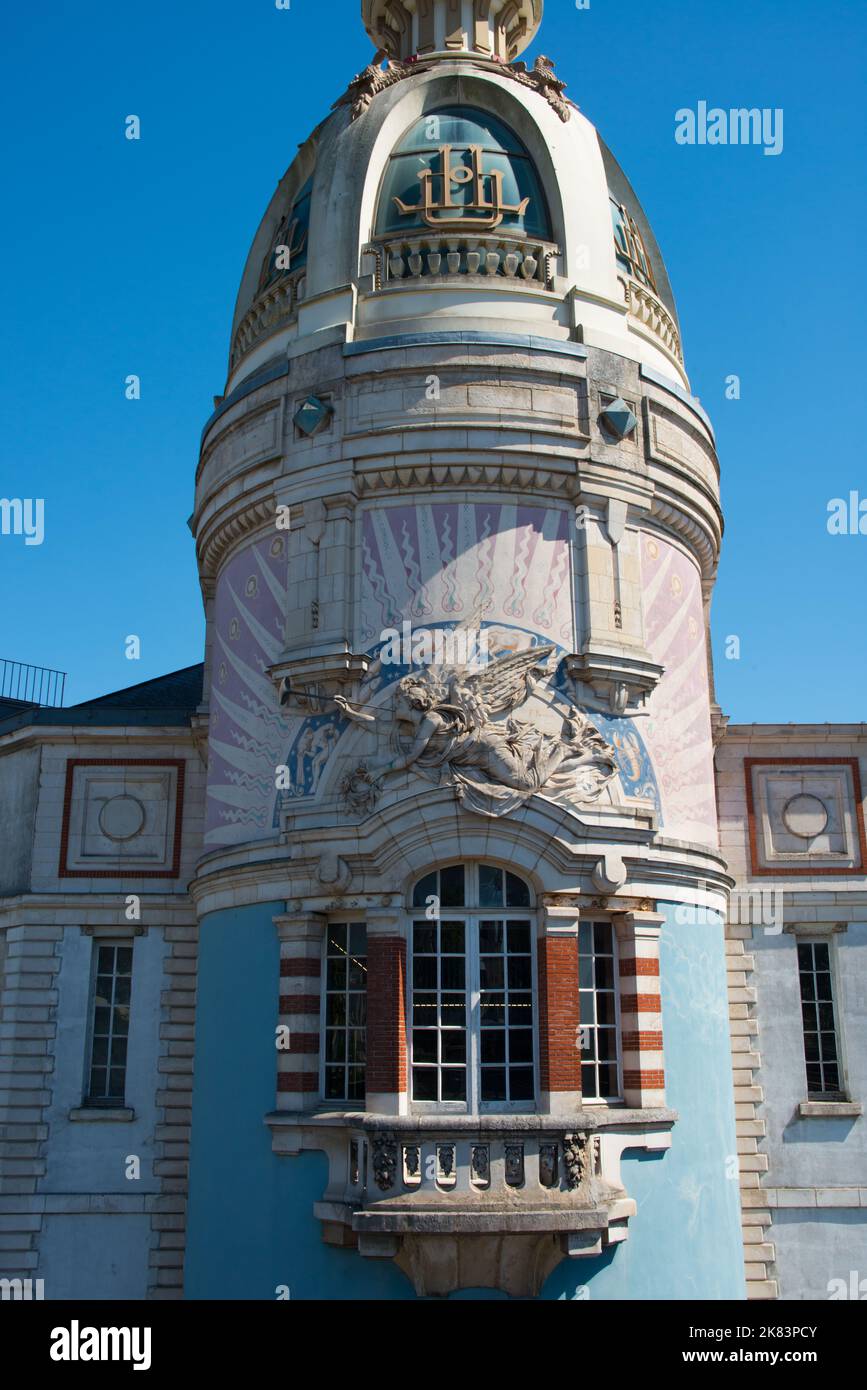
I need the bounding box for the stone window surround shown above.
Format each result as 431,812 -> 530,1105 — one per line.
783,920 -> 861,1116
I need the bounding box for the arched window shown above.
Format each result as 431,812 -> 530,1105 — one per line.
610,195 -> 657,292
376,107 -> 552,240
409,863 -> 536,1111
257,175 -> 313,294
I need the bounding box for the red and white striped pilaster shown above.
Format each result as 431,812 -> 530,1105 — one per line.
537,904 -> 582,1115
615,910 -> 666,1108
273,912 -> 326,1110
365,911 -> 407,1117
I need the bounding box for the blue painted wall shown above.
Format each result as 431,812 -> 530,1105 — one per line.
185,901 -> 744,1300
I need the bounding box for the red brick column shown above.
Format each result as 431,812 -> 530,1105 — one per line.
273,912 -> 326,1110
615,910 -> 666,1108
537,904 -> 581,1115
365,914 -> 407,1116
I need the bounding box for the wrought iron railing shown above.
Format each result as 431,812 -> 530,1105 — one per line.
0,659 -> 67,708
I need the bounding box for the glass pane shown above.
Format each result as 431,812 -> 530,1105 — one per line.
479,921 -> 503,953
108,1068 -> 125,1097
579,922 -> 593,955
113,1008 -> 129,1036
113,976 -> 131,1006
796,942 -> 813,971
109,1037 -> 127,1068
480,995 -> 505,1025
413,1068 -> 437,1101
805,1062 -> 822,1092
412,871 -> 437,908
348,1030 -> 366,1063
413,923 -> 436,954
347,955 -> 366,989
413,992 -> 436,1025
116,948 -> 133,974
412,1030 -> 437,1064
480,957 -> 504,990
348,994 -> 366,1026
441,1030 -> 466,1065
508,993 -> 533,1025
90,1067 -> 107,1097
94,1007 -> 111,1035
326,994 -> 346,1027
413,957 -> 437,990
97,946 -> 114,972
816,973 -> 833,1001
510,1030 -> 533,1064
595,956 -> 615,991
480,1067 -> 506,1101
817,1003 -> 835,1031
327,924 -> 347,953
581,1032 -> 597,1061
819,1032 -> 838,1062
481,1030 -> 505,1063
441,958 -> 466,991
823,1063 -> 840,1092
800,1002 -> 817,1031
507,957 -> 531,990
347,1066 -> 365,1101
506,922 -> 530,954
91,1036 -> 108,1066
325,1066 -> 345,1099
598,1063 -> 619,1097
581,1063 -> 597,1095
509,1067 -> 534,1101
440,864 -> 465,907
325,1030 -> 345,1062
578,956 -> 594,990
349,923 -> 367,955
804,1033 -> 820,1062
598,1028 -> 617,1062
799,972 -> 814,1001
478,864 -> 503,907
505,872 -> 530,907
326,958 -> 346,990
596,992 -> 617,1027
813,943 -> 830,971
593,922 -> 613,954
441,1068 -> 467,1102
440,922 -> 465,954
441,993 -> 465,1024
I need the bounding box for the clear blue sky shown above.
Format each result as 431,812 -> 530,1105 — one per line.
1,0 -> 864,720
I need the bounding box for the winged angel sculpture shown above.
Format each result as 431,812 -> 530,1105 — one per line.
335,646 -> 618,817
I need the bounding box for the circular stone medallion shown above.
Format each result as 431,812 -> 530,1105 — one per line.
782,793 -> 829,839
99,794 -> 146,842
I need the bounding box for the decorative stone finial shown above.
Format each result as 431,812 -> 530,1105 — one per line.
362,0 -> 543,63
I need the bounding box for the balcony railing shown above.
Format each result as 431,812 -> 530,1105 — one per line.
620,275 -> 683,364
268,1107 -> 675,1295
362,232 -> 560,292
0,659 -> 66,708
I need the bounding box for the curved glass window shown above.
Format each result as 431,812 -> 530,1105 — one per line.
258,176 -> 313,292
610,195 -> 657,292
376,107 -> 551,239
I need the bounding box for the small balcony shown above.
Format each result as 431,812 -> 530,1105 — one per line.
267,1107 -> 675,1296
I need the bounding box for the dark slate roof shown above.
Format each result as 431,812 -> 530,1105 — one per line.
70,664 -> 204,712
0,664 -> 204,733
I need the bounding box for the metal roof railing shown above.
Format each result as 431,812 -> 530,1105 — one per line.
0,659 -> 67,708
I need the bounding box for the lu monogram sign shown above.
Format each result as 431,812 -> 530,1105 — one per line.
393,144 -> 531,230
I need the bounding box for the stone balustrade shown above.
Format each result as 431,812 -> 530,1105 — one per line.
230,269 -> 306,368
363,233 -> 560,290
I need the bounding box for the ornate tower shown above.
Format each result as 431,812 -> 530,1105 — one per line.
185,0 -> 742,1299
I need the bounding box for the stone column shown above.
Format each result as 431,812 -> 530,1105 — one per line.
365,911 -> 407,1116
537,903 -> 581,1115
274,912 -> 326,1110
615,909 -> 666,1108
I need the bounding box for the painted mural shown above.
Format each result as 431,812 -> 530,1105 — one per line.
641,534 -> 717,845
205,535 -> 289,843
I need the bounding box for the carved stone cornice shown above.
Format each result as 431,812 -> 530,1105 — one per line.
195,493 -> 279,582
356,458 -> 581,497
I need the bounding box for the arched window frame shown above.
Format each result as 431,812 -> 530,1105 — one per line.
407,862 -> 540,1116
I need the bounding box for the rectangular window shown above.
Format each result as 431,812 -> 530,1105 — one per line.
324,922 -> 367,1102
798,940 -> 844,1097
86,942 -> 133,1106
578,921 -> 621,1102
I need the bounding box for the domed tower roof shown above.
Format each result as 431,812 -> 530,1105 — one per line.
227,0 -> 685,395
